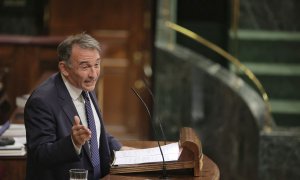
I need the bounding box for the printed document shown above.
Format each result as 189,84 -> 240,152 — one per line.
113,142 -> 180,165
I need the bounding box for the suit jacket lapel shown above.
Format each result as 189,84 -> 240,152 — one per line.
54,73 -> 92,160
55,73 -> 77,125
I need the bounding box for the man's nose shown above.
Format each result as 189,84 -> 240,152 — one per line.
89,67 -> 99,78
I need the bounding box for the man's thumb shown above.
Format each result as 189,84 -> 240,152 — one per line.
73,116 -> 80,125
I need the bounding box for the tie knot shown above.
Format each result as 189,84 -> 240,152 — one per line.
82,91 -> 90,102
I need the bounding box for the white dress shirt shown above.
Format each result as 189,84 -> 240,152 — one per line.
61,75 -> 101,153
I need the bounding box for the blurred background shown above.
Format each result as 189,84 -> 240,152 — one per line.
0,0 -> 299,179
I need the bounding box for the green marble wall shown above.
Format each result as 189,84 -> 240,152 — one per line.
153,42 -> 269,180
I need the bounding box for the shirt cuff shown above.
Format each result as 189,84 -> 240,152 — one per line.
71,136 -> 82,155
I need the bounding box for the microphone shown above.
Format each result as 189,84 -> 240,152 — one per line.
142,83 -> 167,145
131,87 -> 168,179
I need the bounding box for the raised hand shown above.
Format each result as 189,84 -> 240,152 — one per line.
71,116 -> 91,148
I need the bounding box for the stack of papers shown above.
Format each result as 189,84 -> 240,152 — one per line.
112,142 -> 180,166
0,142 -> 26,156
0,123 -> 26,156
1,124 -> 26,138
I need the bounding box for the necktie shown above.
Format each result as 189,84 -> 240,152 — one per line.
82,91 -> 101,178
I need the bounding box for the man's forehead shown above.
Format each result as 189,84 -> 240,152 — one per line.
71,46 -> 100,58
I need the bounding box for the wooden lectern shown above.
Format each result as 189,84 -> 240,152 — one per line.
3,108 -> 219,180
110,127 -> 218,179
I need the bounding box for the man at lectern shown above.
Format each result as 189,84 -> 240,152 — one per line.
24,33 -> 127,180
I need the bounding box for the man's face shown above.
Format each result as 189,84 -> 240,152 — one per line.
60,44 -> 101,92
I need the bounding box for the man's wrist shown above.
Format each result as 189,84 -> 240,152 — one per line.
71,135 -> 82,155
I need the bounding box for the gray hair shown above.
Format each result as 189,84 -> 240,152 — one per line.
57,33 -> 101,66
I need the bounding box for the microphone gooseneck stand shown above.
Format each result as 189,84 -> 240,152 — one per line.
143,85 -> 167,146
131,88 -> 168,179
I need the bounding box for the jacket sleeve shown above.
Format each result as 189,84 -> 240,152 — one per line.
106,132 -> 122,152
24,95 -> 80,167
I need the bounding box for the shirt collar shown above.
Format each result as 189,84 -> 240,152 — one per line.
61,74 -> 83,101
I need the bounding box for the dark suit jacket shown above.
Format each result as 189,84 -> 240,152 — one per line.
24,72 -> 121,180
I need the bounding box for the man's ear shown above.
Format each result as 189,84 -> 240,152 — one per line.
58,61 -> 69,76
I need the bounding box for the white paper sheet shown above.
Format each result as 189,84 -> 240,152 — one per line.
2,124 -> 26,137
113,142 -> 180,165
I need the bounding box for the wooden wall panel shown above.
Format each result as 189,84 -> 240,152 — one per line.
0,0 -> 153,140
0,36 -> 62,116
0,157 -> 26,180
48,0 -> 131,34
47,0 -> 153,139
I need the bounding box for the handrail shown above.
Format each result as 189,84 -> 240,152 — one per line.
165,21 -> 272,130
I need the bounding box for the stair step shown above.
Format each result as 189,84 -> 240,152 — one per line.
229,30 -> 300,63
230,30 -> 300,41
237,74 -> 300,100
237,40 -> 300,63
272,114 -> 300,127
270,100 -> 300,127
270,100 -> 300,114
237,62 -> 300,76
229,30 -> 300,128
